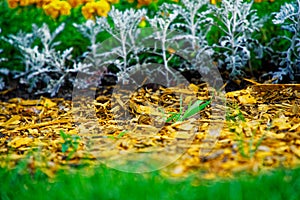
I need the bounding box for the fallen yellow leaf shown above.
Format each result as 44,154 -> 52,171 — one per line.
238,94 -> 257,104
0,115 -> 21,127
8,137 -> 34,148
188,84 -> 199,93
43,98 -> 57,108
272,118 -> 291,130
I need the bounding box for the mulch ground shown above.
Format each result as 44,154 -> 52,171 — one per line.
0,82 -> 299,179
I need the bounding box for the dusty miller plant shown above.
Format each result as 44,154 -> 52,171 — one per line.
2,23 -> 90,96
73,19 -> 106,89
146,6 -> 182,84
211,0 -> 264,78
0,67 -> 8,91
86,7 -> 147,84
73,19 -> 103,67
267,0 -> 300,82
0,28 -> 6,63
159,0 -> 214,74
0,28 -> 8,90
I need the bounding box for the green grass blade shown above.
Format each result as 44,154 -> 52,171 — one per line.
117,130 -> 128,138
166,113 -> 181,123
180,99 -> 211,121
59,130 -> 67,140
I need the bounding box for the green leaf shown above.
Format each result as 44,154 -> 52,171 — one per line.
59,130 -> 68,140
107,136 -> 115,140
72,135 -> 80,141
72,142 -> 79,150
166,113 -> 181,123
62,143 -> 69,153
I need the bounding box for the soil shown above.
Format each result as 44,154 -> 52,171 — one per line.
0,68 -> 298,102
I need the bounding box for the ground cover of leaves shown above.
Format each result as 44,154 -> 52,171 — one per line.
0,82 -> 299,178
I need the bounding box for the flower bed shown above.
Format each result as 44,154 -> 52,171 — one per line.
0,0 -> 299,97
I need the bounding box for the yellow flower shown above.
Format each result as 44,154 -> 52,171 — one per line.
210,0 -> 217,4
81,0 -> 110,19
60,1 -> 72,14
44,6 -> 59,18
82,1 -> 96,19
138,16 -> 146,27
43,0 -> 71,18
95,0 -> 110,17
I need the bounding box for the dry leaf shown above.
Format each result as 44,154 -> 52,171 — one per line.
238,94 -> 257,104
43,98 -> 57,108
8,137 -> 33,148
272,118 -> 291,130
0,115 -> 21,127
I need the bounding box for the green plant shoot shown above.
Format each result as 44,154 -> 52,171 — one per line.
107,130 -> 128,139
59,130 -> 80,160
180,99 -> 211,121
165,96 -> 211,123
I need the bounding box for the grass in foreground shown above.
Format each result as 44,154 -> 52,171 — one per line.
1,164 -> 300,200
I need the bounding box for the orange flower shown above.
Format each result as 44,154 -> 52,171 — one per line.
137,0 -> 157,8
107,0 -> 119,4
67,0 -> 80,7
7,0 -> 36,8
7,0 -> 19,8
137,0 -> 152,8
67,0 -> 88,7
35,0 -> 53,7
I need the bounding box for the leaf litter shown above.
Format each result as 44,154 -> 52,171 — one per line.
0,83 -> 299,179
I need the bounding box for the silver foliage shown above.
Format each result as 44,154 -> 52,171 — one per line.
0,28 -> 7,90
77,7 -> 148,85
211,0 -> 264,78
159,0 -> 214,74
147,6 -> 180,83
97,7 -> 147,77
267,0 -> 300,82
2,23 -> 90,96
